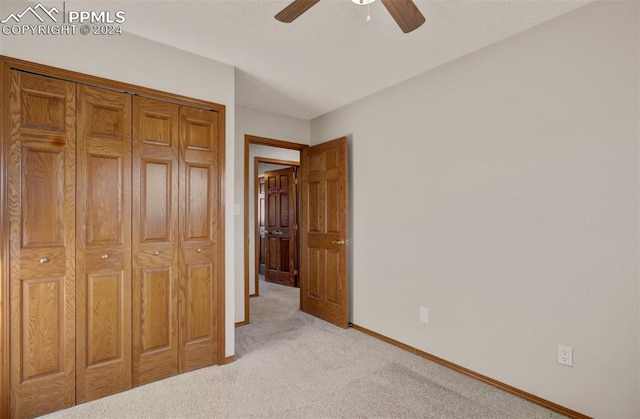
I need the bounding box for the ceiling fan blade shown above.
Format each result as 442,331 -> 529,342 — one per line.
275,0 -> 321,23
380,0 -> 425,33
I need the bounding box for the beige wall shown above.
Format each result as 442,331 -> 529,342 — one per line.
3,1 -> 639,415
234,105 -> 310,323
0,20 -> 237,357
311,1 -> 639,417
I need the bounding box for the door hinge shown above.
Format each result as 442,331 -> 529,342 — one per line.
294,178 -> 298,185
294,224 -> 298,230
294,269 -> 299,275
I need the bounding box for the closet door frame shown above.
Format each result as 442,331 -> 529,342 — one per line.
0,57 -> 10,419
0,56 -> 227,418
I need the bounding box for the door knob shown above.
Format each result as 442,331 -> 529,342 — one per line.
196,248 -> 202,253
101,254 -> 109,260
332,240 -> 346,245
39,257 -> 49,264
153,251 -> 160,256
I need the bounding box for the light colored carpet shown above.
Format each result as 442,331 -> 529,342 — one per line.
42,280 -> 564,418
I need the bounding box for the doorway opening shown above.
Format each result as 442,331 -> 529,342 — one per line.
255,161 -> 299,291
242,135 -> 350,329
243,135 -> 307,326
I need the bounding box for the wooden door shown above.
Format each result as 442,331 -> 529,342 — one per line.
76,85 -> 132,402
8,71 -> 77,417
300,137 -> 349,328
179,107 -> 220,372
258,176 -> 266,276
132,97 -> 179,386
264,167 -> 296,287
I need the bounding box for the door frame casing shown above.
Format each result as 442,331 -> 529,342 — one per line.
0,56 -> 227,416
254,159 -> 299,295
0,57 -> 11,419
242,135 -> 306,326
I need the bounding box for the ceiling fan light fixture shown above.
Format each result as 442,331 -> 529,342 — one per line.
276,0 -> 425,34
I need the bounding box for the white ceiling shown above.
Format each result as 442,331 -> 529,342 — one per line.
119,0 -> 592,119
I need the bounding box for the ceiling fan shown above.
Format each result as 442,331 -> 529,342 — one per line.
275,0 -> 426,34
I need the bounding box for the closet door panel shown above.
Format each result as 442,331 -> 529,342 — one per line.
179,107 -> 220,372
21,147 -> 65,247
76,85 -> 132,403
140,268 -> 171,349
132,97 -> 179,386
86,272 -> 124,364
21,277 -> 64,379
8,71 -> 76,418
185,262 -> 213,341
86,154 -> 125,243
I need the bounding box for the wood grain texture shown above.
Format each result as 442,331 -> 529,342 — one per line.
214,103 -> 226,368
1,56 -> 228,415
0,57 -> 10,419
264,167 -> 296,287
179,107 -> 220,373
300,137 -> 348,328
380,0 -> 425,34
132,97 -> 180,387
221,355 -> 237,365
275,0 -> 321,23
0,56 -> 225,114
76,85 -> 132,403
8,70 -> 77,418
351,324 -> 591,419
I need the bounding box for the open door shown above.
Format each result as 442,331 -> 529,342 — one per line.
299,137 -> 348,328
264,167 -> 297,287
258,176 -> 266,276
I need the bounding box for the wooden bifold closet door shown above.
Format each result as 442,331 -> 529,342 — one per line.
76,85 -> 133,403
131,99 -> 221,382
8,69 -> 77,419
2,61 -> 225,418
178,106 -> 221,372
132,97 -> 180,386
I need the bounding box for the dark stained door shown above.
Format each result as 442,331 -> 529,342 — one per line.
299,137 -> 349,328
264,167 -> 296,287
258,176 -> 266,276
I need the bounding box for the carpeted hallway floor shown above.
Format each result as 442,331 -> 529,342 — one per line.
42,279 -> 564,418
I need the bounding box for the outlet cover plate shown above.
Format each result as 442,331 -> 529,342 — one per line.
419,307 -> 429,323
558,345 -> 573,367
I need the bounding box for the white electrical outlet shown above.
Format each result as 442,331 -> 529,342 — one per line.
419,307 -> 429,323
558,345 -> 573,367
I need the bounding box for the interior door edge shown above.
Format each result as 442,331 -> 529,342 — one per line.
0,56 -> 11,419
